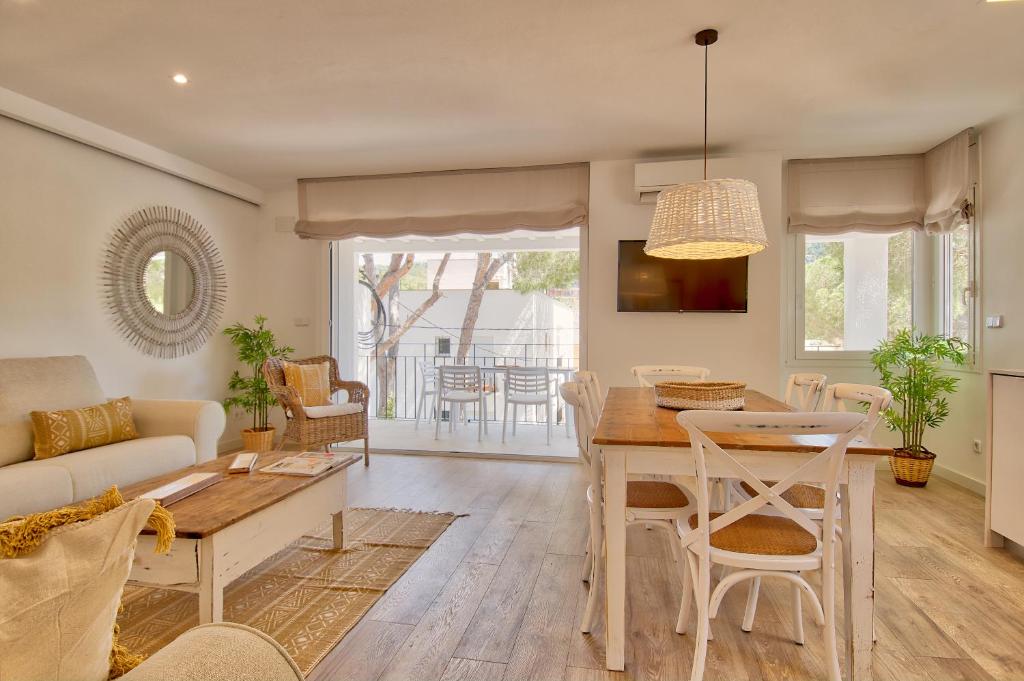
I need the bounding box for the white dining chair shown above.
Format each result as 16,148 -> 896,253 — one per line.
574,370 -> 605,419
783,373 -> 828,411
674,410 -> 865,681
821,382 -> 893,437
731,382 -> 892,639
414,360 -> 439,429
631,365 -> 711,388
560,381 -> 695,635
435,365 -> 488,442
503,367 -> 553,445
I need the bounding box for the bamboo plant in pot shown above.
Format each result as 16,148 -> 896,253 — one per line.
871,329 -> 970,487
222,315 -> 294,452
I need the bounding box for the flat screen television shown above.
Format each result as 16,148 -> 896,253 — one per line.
616,240 -> 748,313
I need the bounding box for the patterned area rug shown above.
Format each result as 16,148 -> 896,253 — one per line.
117,507 -> 457,676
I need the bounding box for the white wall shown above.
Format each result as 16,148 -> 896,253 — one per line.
586,155 -> 785,393
0,117 -> 319,448
979,110 -> 1024,374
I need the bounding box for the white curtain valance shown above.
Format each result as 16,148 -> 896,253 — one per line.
924,130 -> 972,234
787,155 -> 926,235
295,163 -> 589,240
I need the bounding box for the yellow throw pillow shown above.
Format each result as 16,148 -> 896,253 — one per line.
31,396 -> 138,460
282,361 -> 332,407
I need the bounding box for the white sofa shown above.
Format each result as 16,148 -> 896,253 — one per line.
0,355 -> 225,519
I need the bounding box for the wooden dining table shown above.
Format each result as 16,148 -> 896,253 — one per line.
592,387 -> 892,680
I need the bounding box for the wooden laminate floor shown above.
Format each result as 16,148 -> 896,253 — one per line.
307,454 -> 1023,681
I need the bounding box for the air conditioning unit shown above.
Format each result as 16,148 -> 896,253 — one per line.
633,159 -> 706,204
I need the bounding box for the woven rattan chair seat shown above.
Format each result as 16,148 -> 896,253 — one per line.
626,481 -> 690,509
688,512 -> 818,556
740,481 -> 827,510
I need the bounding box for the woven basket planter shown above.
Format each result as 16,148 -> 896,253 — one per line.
242,426 -> 276,452
889,447 -> 936,487
654,381 -> 746,411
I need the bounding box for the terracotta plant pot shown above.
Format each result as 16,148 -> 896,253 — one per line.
889,447 -> 936,487
241,426 -> 276,452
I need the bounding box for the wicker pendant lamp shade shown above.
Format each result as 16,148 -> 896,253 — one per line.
645,178 -> 766,259
644,29 -> 768,260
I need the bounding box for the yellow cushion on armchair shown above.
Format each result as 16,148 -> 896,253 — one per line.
282,361 -> 331,406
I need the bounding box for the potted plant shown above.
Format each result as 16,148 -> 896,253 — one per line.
871,329 -> 970,487
223,315 -> 294,452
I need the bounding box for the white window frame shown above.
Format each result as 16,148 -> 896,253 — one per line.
934,185 -> 980,369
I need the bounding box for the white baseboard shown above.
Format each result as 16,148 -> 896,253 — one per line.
931,463 -> 986,496
218,437 -> 243,454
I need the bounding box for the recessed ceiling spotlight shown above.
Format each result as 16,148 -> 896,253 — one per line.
171,73 -> 189,85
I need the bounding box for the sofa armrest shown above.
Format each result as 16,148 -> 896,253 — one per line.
131,399 -> 226,464
120,623 -> 302,681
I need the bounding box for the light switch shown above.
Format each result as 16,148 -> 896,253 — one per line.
986,315 -> 1004,328
294,317 -> 310,327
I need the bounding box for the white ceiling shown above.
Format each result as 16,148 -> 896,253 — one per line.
2,0 -> 1023,189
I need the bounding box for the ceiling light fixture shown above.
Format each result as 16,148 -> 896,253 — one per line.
644,28 -> 768,260
171,73 -> 189,85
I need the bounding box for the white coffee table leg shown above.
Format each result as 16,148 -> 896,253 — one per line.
198,535 -> 224,624
332,510 -> 345,549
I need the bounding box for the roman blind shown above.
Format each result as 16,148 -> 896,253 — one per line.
923,130 -> 972,234
787,129 -> 973,236
295,163 -> 589,240
787,155 -> 926,235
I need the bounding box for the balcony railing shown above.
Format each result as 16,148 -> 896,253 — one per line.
359,342 -> 578,425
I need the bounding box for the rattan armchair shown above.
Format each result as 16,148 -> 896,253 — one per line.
263,356 -> 370,466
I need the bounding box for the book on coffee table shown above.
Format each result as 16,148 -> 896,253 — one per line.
139,472 -> 224,505
228,451 -> 259,473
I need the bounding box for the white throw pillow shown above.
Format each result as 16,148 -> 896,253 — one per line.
0,498 -> 155,681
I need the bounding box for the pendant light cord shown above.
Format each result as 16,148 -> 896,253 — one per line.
703,42 -> 708,181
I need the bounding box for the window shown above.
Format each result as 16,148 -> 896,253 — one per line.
940,220 -> 975,346
799,231 -> 913,353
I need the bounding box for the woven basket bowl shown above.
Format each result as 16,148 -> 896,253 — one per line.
889,448 -> 936,487
654,381 -> 746,411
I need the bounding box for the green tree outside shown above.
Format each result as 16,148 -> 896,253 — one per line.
512,251 -> 579,294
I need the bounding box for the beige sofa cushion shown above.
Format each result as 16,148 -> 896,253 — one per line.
0,356 -> 105,466
0,462 -> 74,520
43,435 -> 196,502
0,497 -> 155,681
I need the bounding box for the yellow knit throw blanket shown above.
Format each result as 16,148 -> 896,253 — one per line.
0,486 -> 176,678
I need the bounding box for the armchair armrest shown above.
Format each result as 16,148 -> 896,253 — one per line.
335,380 -> 370,407
131,399 -> 226,464
120,623 -> 302,681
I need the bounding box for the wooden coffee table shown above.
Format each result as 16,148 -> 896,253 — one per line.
123,450 -> 359,624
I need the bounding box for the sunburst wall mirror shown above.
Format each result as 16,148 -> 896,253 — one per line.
102,206 -> 226,358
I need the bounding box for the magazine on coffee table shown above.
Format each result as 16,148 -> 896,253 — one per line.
261,451 -> 354,477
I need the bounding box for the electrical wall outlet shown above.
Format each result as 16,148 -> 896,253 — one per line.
973,439 -> 983,454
